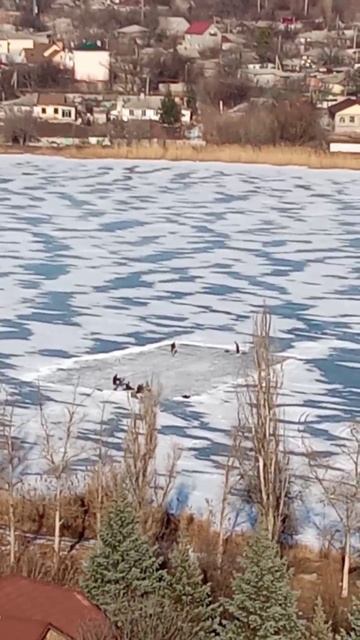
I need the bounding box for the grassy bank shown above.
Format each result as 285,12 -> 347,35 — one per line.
1,142 -> 360,169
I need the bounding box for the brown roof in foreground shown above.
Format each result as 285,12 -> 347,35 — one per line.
0,576 -> 107,640
0,616 -> 52,640
328,97 -> 360,117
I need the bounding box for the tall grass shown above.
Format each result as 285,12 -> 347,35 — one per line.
1,143 -> 359,170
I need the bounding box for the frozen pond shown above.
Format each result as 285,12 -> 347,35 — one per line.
0,155 -> 359,530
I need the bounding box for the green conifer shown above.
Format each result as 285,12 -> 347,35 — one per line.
308,597 -> 333,640
82,493 -> 163,624
166,538 -> 217,639
347,599 -> 360,640
221,526 -> 303,640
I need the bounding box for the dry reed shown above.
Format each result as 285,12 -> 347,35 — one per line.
1,143 -> 359,170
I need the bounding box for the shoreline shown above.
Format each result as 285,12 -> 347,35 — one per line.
1,142 -> 360,169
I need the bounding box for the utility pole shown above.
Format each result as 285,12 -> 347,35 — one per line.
304,0 -> 309,16
140,0 -> 144,25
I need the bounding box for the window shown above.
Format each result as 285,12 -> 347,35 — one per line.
61,108 -> 72,118
339,116 -> 345,123
349,116 -> 355,123
141,109 -> 146,117
129,109 -> 134,116
41,107 -> 46,115
54,107 -> 59,115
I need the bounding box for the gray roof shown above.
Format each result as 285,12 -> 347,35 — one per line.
1,93 -> 38,107
117,24 -> 148,34
123,96 -> 163,110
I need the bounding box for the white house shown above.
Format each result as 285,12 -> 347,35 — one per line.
329,98 -> 360,135
0,93 -> 37,120
183,21 -> 221,52
73,42 -> 110,83
0,32 -> 34,56
33,94 -> 77,122
0,30 -> 49,57
116,95 -> 191,124
119,95 -> 163,121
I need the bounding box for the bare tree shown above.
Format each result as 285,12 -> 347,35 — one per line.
3,111 -> 36,145
0,399 -> 26,567
39,387 -> 80,569
307,423 -> 360,599
216,408 -> 249,570
123,387 -> 180,534
236,307 -> 290,542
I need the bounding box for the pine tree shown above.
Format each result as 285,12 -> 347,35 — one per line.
82,493 -> 163,624
166,538 -> 217,639
346,599 -> 360,640
308,597 -> 333,640
159,94 -> 182,126
221,527 -> 303,640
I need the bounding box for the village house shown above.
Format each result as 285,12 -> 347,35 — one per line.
0,575 -> 109,640
33,94 -> 77,122
0,30 -> 50,59
328,97 -> 360,136
0,93 -> 37,119
116,94 -> 191,124
117,24 -> 149,45
183,21 -> 222,52
20,42 -> 62,65
73,41 -> 110,83
158,16 -> 190,37
20,42 -> 74,70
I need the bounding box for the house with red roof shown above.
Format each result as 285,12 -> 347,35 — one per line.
0,575 -> 111,640
183,20 -> 221,52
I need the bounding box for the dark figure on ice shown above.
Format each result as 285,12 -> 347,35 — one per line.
170,341 -> 177,356
113,374 -> 124,389
136,383 -> 145,395
234,341 -> 240,354
124,381 -> 134,391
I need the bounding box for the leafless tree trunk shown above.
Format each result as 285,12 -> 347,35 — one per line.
307,423 -> 360,599
237,307 -> 290,542
341,528 -> 350,598
39,387 -> 79,569
93,402 -> 109,543
123,387 -> 180,535
0,401 -> 25,568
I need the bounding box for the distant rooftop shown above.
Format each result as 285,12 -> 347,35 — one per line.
185,21 -> 213,35
117,24 -> 148,34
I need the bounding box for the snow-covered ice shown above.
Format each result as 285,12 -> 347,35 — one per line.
0,155 -> 359,537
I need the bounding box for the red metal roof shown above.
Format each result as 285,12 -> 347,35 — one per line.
0,576 -> 108,640
0,617 -> 51,640
185,21 -> 213,35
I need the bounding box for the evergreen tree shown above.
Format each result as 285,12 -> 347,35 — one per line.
308,597 -> 333,640
221,527 -> 303,640
159,93 -> 182,126
166,538 -> 217,639
82,493 -> 163,624
346,599 -> 360,640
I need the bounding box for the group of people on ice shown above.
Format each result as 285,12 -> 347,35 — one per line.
111,339 -> 241,395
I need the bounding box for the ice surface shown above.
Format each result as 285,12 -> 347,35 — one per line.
32,342 -> 250,399
0,156 -> 359,541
